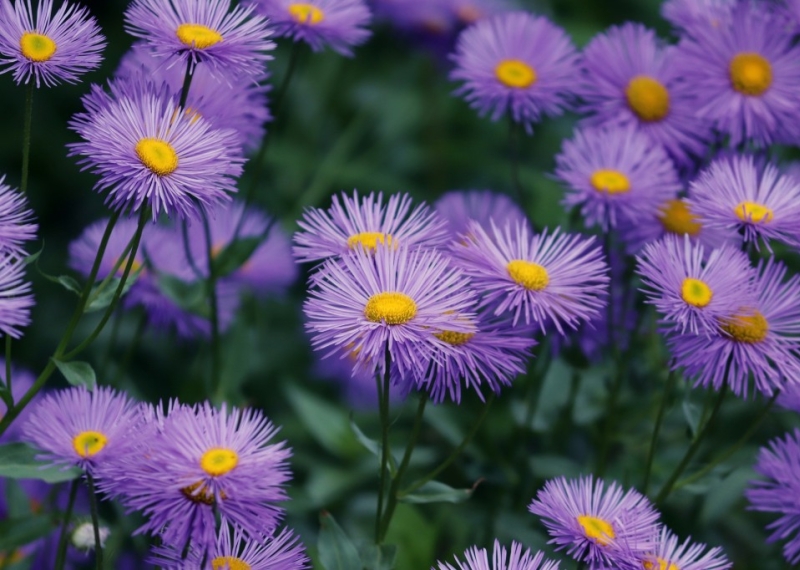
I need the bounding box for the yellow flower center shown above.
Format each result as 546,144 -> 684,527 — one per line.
0,550 -> 26,566
643,558 -> 680,570
135,138 -> 179,177
657,200 -> 702,236
19,32 -> 57,62
625,75 -> 670,122
180,481 -> 218,505
347,232 -> 394,251
729,53 -> 772,96
735,201 -> 773,223
364,292 -> 417,325
434,330 -> 475,346
176,23 -> 223,49
287,3 -> 325,24
200,447 -> 239,476
720,310 -> 769,343
495,59 -> 537,89
577,514 -> 615,546
507,260 -> 549,291
72,430 -> 108,458
211,556 -> 251,570
681,278 -> 713,308
590,169 -> 631,194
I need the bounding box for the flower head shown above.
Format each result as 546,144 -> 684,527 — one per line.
661,0 -> 735,31
0,177 -> 36,257
0,258 -> 33,338
435,540 -> 560,570
0,359 -> 36,443
639,527 -> 731,570
435,190 -> 527,238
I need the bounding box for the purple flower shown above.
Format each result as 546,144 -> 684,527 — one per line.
687,155 -> 800,252
778,383 -> 800,413
68,78 -> 245,220
661,0 -> 735,31
528,475 -> 660,568
124,0 -> 274,79
0,258 -> 33,338
0,176 -> 36,257
435,540 -> 560,570
554,124 -> 681,231
449,11 -> 579,131
68,216 -> 154,284
0,0 -> 105,87
453,220 -> 608,334
746,428 -> 800,565
434,189 -> 527,238
250,0 -> 371,56
0,359 -> 36,443
639,527 -> 731,570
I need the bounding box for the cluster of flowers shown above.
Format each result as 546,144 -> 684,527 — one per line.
0,178 -> 36,339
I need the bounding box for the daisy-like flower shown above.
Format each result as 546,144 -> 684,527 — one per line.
435,189 -> 527,238
68,78 -> 245,220
661,0 -> 735,31
250,0 -> 371,56
21,386 -> 141,473
305,244 -> 476,379
0,176 -> 36,257
435,540 -> 560,570
450,11 -> 579,131
688,155 -> 800,252
746,428 -> 800,565
124,0 -> 274,79
638,527 -> 731,570
293,190 -> 446,264
578,23 -> 712,168
0,0 -> 105,87
453,220 -> 608,334
673,4 -> 800,146
68,216 -> 154,284
0,258 -> 33,338
554,124 -> 681,230
636,235 -> 754,336
667,258 -> 800,398
528,475 -> 660,568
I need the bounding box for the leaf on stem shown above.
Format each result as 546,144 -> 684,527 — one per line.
85,274 -> 139,313
400,480 -> 475,504
0,443 -> 81,483
157,274 -> 210,318
0,514 -> 54,552
52,358 -> 96,390
318,511 -> 363,570
349,415 -> 397,475
358,543 -> 397,570
285,385 -> 360,457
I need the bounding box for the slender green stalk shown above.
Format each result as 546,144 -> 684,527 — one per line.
178,58 -> 195,110
180,220 -> 203,279
98,309 -> 123,378
54,479 -> 80,570
20,83 -> 34,195
521,339 -> 552,432
86,473 -> 103,569
111,311 -> 147,387
202,212 -> 222,401
375,346 -> 391,544
4,336 -> 11,401
643,370 -> 679,494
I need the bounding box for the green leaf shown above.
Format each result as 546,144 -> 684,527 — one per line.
24,241 -> 44,266
51,359 -> 96,390
0,515 -> 55,552
358,543 -> 397,570
84,274 -> 139,313
349,416 -> 398,475
211,236 -> 262,278
157,274 -> 209,318
285,385 -> 360,457
39,274 -> 82,296
400,481 -> 474,504
682,397 -> 701,437
318,511 -> 363,570
0,443 -> 81,483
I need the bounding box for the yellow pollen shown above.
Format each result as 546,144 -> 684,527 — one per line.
735,201 -> 773,223
590,169 -> 631,194
347,232 -> 394,251
364,292 -> 417,325
114,256 -> 144,277
287,3 -> 325,25
211,557 -> 252,570
434,330 -> 476,346
681,278 -> 713,308
180,481 -> 217,505
625,75 -> 670,121
200,447 -> 239,476
456,4 -> 483,23
176,23 -> 223,49
577,515 -> 615,546
72,430 -> 108,458
20,32 -> 57,62
729,52 -> 772,96
720,310 -> 769,343
507,260 -> 549,291
495,59 -> 537,89
643,558 -> 680,570
135,138 -> 179,176
658,200 -> 702,236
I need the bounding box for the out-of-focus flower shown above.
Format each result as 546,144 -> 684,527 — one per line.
435,540 -> 560,570
435,189 -> 527,238
638,527 -> 731,570
0,258 -> 33,338
0,177 -> 36,257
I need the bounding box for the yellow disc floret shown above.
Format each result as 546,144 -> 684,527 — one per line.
681,278 -> 713,308
735,201 -> 773,223
288,3 -> 325,24
20,32 -> 57,62
180,481 -> 217,505
347,232 -> 394,251
176,23 -> 223,49
434,330 -> 476,346
211,556 -> 251,570
625,75 -> 670,122
507,260 -> 549,291
577,514 -> 616,546
495,59 -> 537,89
200,447 -> 239,476
135,138 -> 179,177
364,292 -> 417,325
729,53 -> 772,96
643,558 -> 680,570
657,200 -> 702,236
720,310 -> 769,343
590,169 -> 631,194
72,430 -> 108,458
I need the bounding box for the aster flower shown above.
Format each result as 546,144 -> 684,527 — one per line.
293,190 -> 447,264
688,155 -> 800,252
304,244 -> 477,379
0,0 -> 105,87
554,124 -> 681,230
639,527 -> 731,570
661,0 -> 734,31
453,220 -> 608,334
673,4 -> 800,146
435,189 -> 527,238
21,386 -> 141,473
68,78 -> 244,220
435,540 -> 560,570
450,11 -> 579,131
746,428 -> 800,564
667,258 -> 800,398
124,0 -> 274,79
636,235 -> 755,336
0,176 -> 36,257
68,217 -> 154,284
0,258 -> 33,338
528,475 -> 660,568
250,0 -> 371,56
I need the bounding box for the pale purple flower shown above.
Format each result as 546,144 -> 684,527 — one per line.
435,189 -> 527,238
638,527 -> 731,570
0,176 -> 36,257
0,258 -> 33,338
434,540 -> 560,570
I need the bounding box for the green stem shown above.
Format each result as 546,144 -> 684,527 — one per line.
86,473 -> 103,569
202,212 -> 222,402
181,219 -> 203,279
4,336 -> 12,402
20,83 -> 33,195
54,479 -> 79,570
375,346 -> 391,544
643,370 -> 678,494
178,58 -> 195,110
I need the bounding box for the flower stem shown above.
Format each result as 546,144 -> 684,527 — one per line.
4,336 -> 12,401
178,58 -> 195,110
86,473 -> 103,570
375,345 -> 391,544
643,370 -> 678,494
202,212 -> 222,403
54,478 -> 79,570
20,83 -> 33,194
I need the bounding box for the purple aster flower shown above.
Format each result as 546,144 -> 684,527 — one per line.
124,0 -> 274,79
0,358 -> 36,443
0,176 -> 36,257
0,258 -> 33,338
449,11 -> 579,131
661,0 -> 735,31
636,235 -> 755,336
0,0 -> 105,87
435,189 -> 527,238
746,428 -> 800,565
452,220 -> 608,334
778,383 -> 800,413
578,23 -> 712,168
21,386 -> 142,473
667,258 -> 800,398
293,190 -> 447,264
529,475 -> 660,568
435,540 -> 560,570
688,155 -> 800,252
249,0 -> 371,56
554,124 -> 681,230
304,244 -> 477,379
673,4 -> 800,146
68,78 -> 245,220
638,527 -> 731,570
68,216 -> 154,284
